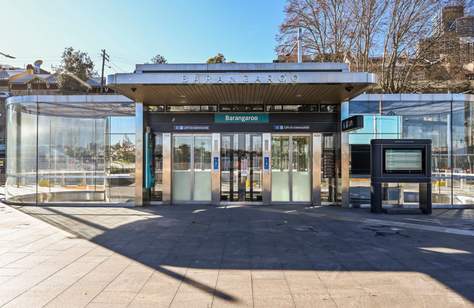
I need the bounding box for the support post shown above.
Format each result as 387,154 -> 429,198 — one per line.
135,102 -> 144,206
262,133 -> 272,205
312,133 -> 322,206
211,133 -> 221,205
341,131 -> 350,207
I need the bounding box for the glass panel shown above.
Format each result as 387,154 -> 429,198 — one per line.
271,136 -> 290,201
292,136 -> 311,202
172,136 -> 193,201
321,134 -> 337,202
452,101 -> 474,204
152,134 -> 163,201
5,99 -> 135,204
249,135 -> 262,201
193,136 -> 211,201
5,101 -> 37,203
220,135 -> 233,201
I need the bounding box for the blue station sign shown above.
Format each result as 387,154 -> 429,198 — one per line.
215,113 -> 269,124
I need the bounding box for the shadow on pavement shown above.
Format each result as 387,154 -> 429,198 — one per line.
21,204 -> 474,304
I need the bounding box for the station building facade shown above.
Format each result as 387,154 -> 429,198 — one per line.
4,63 -> 474,207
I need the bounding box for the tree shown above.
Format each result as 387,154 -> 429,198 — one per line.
57,47 -> 95,92
277,0 -> 356,62
276,0 -> 445,93
207,53 -> 226,64
150,54 -> 167,64
379,0 -> 441,93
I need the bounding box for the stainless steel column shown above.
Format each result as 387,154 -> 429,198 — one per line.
162,133 -> 172,205
262,133 -> 272,205
341,131 -> 350,207
211,133 -> 221,205
134,102 -> 144,206
312,133 -> 322,206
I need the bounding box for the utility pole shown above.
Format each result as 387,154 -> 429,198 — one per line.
100,49 -> 110,93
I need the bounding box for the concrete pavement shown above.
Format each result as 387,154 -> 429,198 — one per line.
0,202 -> 473,307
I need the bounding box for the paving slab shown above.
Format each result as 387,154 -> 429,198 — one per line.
0,203 -> 474,307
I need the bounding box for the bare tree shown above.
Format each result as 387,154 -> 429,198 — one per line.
276,0 -> 447,93
348,0 -> 388,72
277,0 -> 355,62
379,0 -> 441,93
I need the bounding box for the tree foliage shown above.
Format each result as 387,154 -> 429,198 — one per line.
150,54 -> 167,64
207,53 -> 226,64
57,47 -> 95,92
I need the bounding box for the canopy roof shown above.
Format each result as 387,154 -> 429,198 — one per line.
107,63 -> 376,105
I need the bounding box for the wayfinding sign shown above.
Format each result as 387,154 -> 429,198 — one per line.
341,115 -> 363,132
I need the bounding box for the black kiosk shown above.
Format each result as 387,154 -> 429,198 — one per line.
370,139 -> 432,214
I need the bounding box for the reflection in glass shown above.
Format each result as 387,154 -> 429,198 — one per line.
272,136 -> 290,201
271,135 -> 311,202
172,136 -> 193,201
172,135 -> 212,202
292,136 -> 311,202
5,97 -> 135,204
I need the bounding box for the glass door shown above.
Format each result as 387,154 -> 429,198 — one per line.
172,134 -> 212,202
271,136 -> 290,201
292,136 -> 311,202
152,133 -> 163,201
271,135 -> 311,202
220,134 -> 262,201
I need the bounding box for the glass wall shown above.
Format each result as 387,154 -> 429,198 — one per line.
344,94 -> 474,206
5,95 -> 135,204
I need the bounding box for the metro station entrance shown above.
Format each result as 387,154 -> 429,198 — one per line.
220,133 -> 263,202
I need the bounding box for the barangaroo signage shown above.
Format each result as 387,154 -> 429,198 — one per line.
215,113 -> 269,123
182,73 -> 299,84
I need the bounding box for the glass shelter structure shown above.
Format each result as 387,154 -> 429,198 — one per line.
5,95 -> 136,204
103,63 -> 376,206
8,64 -> 473,208
343,93 -> 474,207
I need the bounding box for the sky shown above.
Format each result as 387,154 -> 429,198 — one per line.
0,0 -> 287,76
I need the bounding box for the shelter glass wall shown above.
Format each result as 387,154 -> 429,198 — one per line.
5,96 -> 135,204
343,94 -> 474,206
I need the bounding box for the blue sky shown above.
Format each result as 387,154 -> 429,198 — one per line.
1,0 -> 286,75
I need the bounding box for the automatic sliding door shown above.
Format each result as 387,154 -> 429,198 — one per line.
292,136 -> 311,202
271,136 -> 290,201
172,136 -> 193,201
271,135 -> 311,202
172,134 -> 212,202
193,136 -> 212,201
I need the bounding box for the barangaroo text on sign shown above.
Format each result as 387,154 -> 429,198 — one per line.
182,73 -> 299,84
215,113 -> 269,123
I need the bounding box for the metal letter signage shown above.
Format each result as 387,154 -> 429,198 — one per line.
181,73 -> 299,85
214,113 -> 269,124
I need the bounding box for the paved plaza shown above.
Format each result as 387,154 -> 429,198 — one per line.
0,202 -> 473,307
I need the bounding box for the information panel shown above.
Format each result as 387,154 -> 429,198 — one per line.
384,149 -> 423,174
